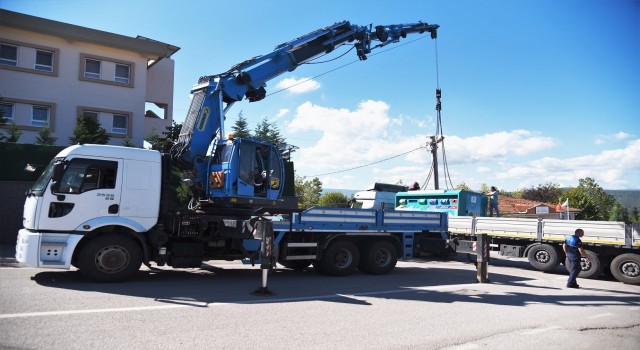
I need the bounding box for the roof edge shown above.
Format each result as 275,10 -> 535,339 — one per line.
0,9 -> 180,60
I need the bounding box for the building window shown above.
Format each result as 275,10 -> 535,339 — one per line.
112,114 -> 128,134
31,106 -> 50,127
0,43 -> 18,66
35,50 -> 54,71
82,110 -> 99,119
1,103 -> 14,122
115,64 -> 130,84
84,59 -> 101,79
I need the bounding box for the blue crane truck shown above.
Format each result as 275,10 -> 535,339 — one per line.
15,20 -> 448,282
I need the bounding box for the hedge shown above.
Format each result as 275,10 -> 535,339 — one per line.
0,143 -> 65,181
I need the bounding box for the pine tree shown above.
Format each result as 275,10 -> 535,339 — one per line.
254,117 -> 285,148
230,111 -> 251,138
6,122 -> 23,142
35,125 -> 58,145
122,136 -> 136,147
144,122 -> 181,152
69,113 -> 110,145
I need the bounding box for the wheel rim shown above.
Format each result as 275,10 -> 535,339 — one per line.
373,248 -> 391,267
534,250 -> 550,263
580,257 -> 592,270
94,245 -> 130,274
619,260 -> 640,278
334,248 -> 353,268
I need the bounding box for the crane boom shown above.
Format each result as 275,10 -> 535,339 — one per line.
170,20 -> 438,209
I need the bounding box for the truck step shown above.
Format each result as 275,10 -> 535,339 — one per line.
284,255 -> 317,260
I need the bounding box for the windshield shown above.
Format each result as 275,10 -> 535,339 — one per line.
30,157 -> 62,195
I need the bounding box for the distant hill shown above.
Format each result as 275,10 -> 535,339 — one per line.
605,190 -> 640,210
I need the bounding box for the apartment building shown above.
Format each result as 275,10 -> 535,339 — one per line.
0,9 -> 180,146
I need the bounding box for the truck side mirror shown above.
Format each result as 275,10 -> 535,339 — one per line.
50,161 -> 65,193
52,162 -> 64,182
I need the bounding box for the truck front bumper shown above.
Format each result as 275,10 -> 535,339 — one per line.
15,229 -> 82,269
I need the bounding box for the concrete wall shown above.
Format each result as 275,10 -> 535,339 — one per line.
0,181 -> 32,245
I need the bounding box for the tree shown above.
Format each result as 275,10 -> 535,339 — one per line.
254,117 -> 285,148
35,125 -> 57,145
5,122 -> 22,142
562,177 -> 617,221
319,191 -> 349,207
295,174 -> 322,209
521,182 -> 562,203
122,136 -> 136,147
69,113 -> 110,145
631,207 -> 640,222
454,182 -> 471,191
145,122 -> 182,153
230,111 -> 251,138
608,203 -> 629,222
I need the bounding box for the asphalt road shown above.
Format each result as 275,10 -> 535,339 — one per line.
1,251 -> 639,350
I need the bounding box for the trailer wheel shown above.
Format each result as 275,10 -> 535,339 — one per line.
610,253 -> 640,285
359,240 -> 397,275
279,260 -> 312,271
78,234 -> 142,282
527,244 -> 560,271
319,240 -> 360,277
564,250 -> 602,279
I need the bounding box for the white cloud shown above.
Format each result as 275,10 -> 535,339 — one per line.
275,77 -> 320,94
442,130 -> 558,164
615,131 -> 633,140
593,131 -> 635,145
287,100 -> 640,191
497,139 -> 640,189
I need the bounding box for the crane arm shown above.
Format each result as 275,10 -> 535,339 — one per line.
173,20 -> 438,170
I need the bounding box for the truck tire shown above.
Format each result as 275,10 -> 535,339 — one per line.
359,240 -> 397,275
78,234 -> 142,282
564,250 -> 602,279
610,253 -> 640,285
319,240 -> 360,277
527,244 -> 560,271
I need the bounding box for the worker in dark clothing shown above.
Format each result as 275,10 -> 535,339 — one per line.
563,228 -> 588,288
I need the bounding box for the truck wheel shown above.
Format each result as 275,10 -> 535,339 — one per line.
610,253 -> 640,285
564,250 -> 602,279
359,240 -> 398,275
527,244 -> 560,271
279,260 -> 312,271
78,234 -> 142,283
320,240 -> 360,277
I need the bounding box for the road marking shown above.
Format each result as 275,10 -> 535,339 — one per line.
0,283 -> 480,319
0,304 -> 188,319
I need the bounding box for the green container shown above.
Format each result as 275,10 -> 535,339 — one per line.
395,189 -> 487,216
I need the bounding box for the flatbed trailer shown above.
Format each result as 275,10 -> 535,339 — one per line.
448,216 -> 640,284
272,207 -> 450,276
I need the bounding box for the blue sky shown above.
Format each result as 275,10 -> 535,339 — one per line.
4,0 -> 639,191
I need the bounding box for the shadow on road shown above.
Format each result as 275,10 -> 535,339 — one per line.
28,261 -> 640,309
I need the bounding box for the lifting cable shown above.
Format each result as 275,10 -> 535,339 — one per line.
422,37 -> 455,190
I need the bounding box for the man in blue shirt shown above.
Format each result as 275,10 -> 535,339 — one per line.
563,228 -> 588,288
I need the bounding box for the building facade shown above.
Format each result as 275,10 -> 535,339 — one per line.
0,10 -> 180,147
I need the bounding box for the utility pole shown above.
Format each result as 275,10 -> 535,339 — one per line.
429,88 -> 444,190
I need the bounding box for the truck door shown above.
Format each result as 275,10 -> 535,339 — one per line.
37,157 -> 122,231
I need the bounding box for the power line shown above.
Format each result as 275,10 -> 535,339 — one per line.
307,146 -> 425,177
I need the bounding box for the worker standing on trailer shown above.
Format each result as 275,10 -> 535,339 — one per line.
487,186 -> 500,217
563,228 -> 589,289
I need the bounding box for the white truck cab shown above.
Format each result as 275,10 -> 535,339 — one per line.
16,144 -> 162,270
